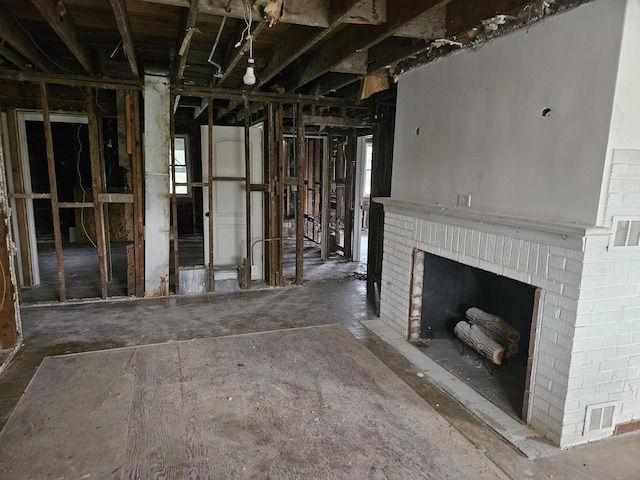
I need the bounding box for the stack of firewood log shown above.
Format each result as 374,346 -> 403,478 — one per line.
453,307 -> 521,366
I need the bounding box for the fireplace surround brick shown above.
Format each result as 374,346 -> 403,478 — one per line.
377,204 -> 631,447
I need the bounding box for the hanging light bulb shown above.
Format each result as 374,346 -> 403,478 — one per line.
243,57 -> 256,86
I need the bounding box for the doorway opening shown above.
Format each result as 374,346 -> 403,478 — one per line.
12,113 -> 129,303
353,136 -> 372,267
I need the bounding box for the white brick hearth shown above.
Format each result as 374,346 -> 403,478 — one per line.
375,198 -> 640,448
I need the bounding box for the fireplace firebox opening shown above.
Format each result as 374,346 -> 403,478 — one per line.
411,250 -> 541,421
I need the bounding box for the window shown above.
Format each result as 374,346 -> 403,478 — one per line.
363,139 -> 373,197
170,135 -> 189,195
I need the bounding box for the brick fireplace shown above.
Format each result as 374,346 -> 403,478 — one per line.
376,197 -> 640,448
374,0 -> 640,449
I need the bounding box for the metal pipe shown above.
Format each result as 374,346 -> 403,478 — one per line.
207,16 -> 227,77
251,238 -> 282,266
207,1 -> 233,77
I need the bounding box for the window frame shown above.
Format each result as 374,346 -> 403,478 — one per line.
170,134 -> 191,197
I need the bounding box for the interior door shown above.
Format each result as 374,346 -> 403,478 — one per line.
201,125 -> 263,281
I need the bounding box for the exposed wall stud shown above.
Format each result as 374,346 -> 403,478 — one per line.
295,102 -> 306,285
5,110 -> 33,286
242,95 -> 252,289
86,88 -> 109,299
39,81 -> 66,301
207,97 -> 215,291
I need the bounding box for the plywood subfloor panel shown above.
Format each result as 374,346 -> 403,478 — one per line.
0,326 -> 507,479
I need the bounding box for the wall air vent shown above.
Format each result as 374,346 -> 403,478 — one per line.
584,402 -> 618,437
611,218 -> 640,249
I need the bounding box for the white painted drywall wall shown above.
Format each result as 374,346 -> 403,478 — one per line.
598,0 -> 640,226
392,1 -> 625,225
143,74 -> 171,296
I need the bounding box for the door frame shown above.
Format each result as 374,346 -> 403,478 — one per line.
12,111 -> 88,286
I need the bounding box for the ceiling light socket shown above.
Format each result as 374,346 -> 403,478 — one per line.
243,58 -> 256,86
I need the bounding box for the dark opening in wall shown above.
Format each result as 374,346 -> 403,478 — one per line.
421,252 -> 536,360
418,251 -> 539,419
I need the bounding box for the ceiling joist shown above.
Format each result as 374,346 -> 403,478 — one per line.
371,0 -> 536,74
0,9 -> 53,72
257,0 -> 373,88
304,72 -> 361,97
284,0 -> 453,92
140,0 -> 385,28
175,0 -> 201,82
109,0 -> 140,78
31,0 -> 95,74
0,42 -> 32,71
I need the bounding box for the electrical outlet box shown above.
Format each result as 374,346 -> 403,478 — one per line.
457,194 -> 471,208
251,265 -> 257,276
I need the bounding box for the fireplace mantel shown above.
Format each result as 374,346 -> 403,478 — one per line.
374,198 -> 610,252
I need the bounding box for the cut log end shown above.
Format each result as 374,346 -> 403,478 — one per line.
454,320 -> 505,366
466,306 -> 521,344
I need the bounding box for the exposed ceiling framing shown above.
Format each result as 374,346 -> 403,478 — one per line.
0,0 -> 588,111
109,0 -> 140,78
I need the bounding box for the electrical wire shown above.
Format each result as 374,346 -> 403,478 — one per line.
14,15 -> 75,74
76,124 -> 97,249
236,0 -> 253,56
94,90 -> 107,113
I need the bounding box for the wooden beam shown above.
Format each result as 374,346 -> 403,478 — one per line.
445,0 -> 532,36
170,94 -> 180,291
5,111 -> 34,287
242,97 -> 252,289
295,103 -> 305,285
97,193 -> 134,203
366,36 -> 430,73
0,9 -> 53,72
0,140 -> 18,347
192,97 -> 208,119
393,4 -> 446,38
276,103 -> 284,286
144,0 -> 387,28
86,88 -> 109,299
302,114 -> 370,128
285,0 -> 453,92
109,0 -> 140,78
343,0 -> 387,24
175,0 -> 201,82
207,97 -> 214,291
369,0 -> 533,74
0,70 -> 142,89
320,135 -> 331,260
115,90 -> 135,295
0,42 -> 32,70
173,84 -> 359,106
39,81 -> 66,301
8,193 -> 51,200
57,202 -> 93,209
216,21 -> 267,87
31,0 -> 94,74
331,50 -> 368,74
343,133 -> 356,259
127,90 -> 145,297
266,102 -> 276,285
303,73 -> 361,97
257,0 -> 370,88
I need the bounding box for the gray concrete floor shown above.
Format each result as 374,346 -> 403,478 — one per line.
1,259 -> 640,479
